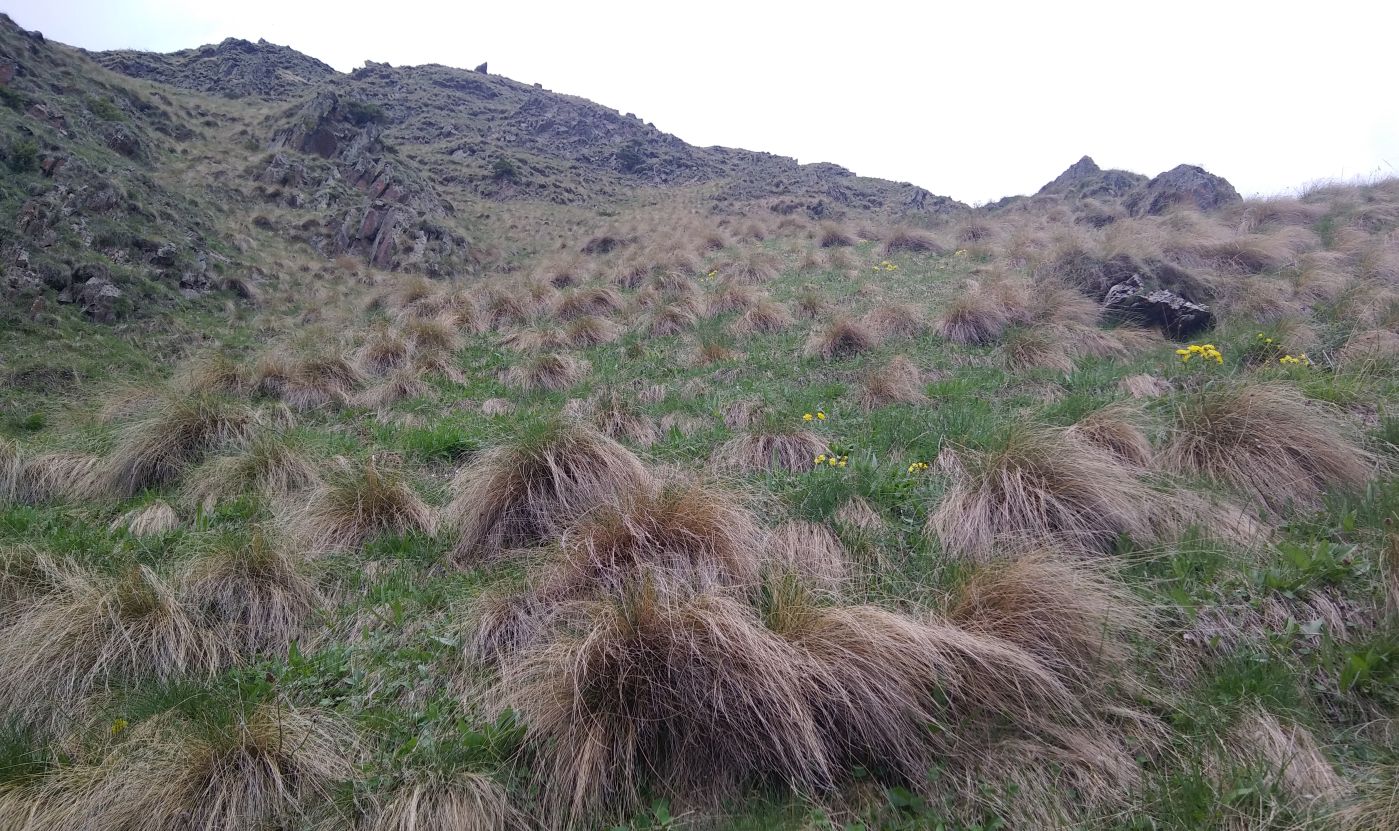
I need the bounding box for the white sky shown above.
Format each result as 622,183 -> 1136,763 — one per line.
10,1 -> 1398,204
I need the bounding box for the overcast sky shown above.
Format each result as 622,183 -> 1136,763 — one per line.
10,1 -> 1397,204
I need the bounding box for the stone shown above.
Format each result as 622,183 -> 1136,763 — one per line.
1125,164 -> 1241,216
474,62 -> 488,74
77,276 -> 122,322
1103,274 -> 1214,339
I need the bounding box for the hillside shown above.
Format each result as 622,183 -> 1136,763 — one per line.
1,12 -> 1398,831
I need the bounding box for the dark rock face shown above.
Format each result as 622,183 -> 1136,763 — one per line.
89,37 -> 336,99
1037,155 -> 1148,200
1045,250 -> 1215,339
1103,274 -> 1214,339
1125,164 -> 1242,216
76,275 -> 122,322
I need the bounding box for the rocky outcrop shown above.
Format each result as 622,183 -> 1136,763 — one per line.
1043,250 -> 1215,339
90,37 -> 335,99
1037,155 -> 1147,200
1125,164 -> 1241,217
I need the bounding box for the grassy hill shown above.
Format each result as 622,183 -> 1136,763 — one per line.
1,12 -> 1397,831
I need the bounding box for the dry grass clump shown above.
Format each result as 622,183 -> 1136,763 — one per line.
706,281 -> 759,315
0,438 -> 19,505
858,355 -> 927,410
730,299 -> 794,335
563,315 -> 621,347
1119,373 -> 1172,399
934,288 -> 1011,345
883,226 -> 947,256
111,500 -> 180,536
479,287 -> 533,331
11,451 -> 105,504
929,426 -> 1158,559
356,368 -> 434,410
502,353 -> 590,392
447,422 -> 653,564
818,222 -> 857,248
480,398 -> 514,417
287,456 -> 437,553
364,773 -> 524,831
184,433 -> 320,512
1233,711 -> 1349,807
594,389 -> 661,448
718,250 -> 780,283
861,302 -> 929,339
0,564 -> 230,732
691,334 -> 742,366
179,531 -> 322,654
499,322 -> 565,353
947,553 -> 1146,694
647,303 -> 699,337
179,353 -> 252,396
1002,325 -> 1076,373
803,317 -> 879,360
356,327 -> 412,375
713,429 -> 827,473
26,701 -> 354,830
401,316 -> 461,356
498,586 -> 831,822
557,481 -> 767,589
794,285 -> 828,319
1065,404 -> 1154,468
554,285 -> 623,321
1159,382 -> 1375,514
104,391 -> 260,498
254,349 -> 364,410
767,520 -> 850,590
1338,329 -> 1399,370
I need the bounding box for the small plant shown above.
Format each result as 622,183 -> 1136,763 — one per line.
345,98 -> 387,125
6,139 -> 37,174
1175,342 -> 1223,365
490,156 -> 521,182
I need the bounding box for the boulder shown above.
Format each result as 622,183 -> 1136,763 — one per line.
1037,155 -> 1147,199
1125,164 -> 1241,216
98,122 -> 142,158
474,62 -> 488,74
77,276 -> 122,322
1103,275 -> 1214,339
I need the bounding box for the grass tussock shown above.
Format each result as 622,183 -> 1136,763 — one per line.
593,389 -> 661,447
254,349 -> 365,410
803,317 -> 879,360
861,302 -> 929,339
818,222 -> 856,248
179,532 -> 322,655
557,480 -> 767,589
111,500 -> 180,536
184,433 -> 320,512
497,586 -> 832,822
929,427 -> 1158,559
767,520 -> 850,590
1065,404 -> 1154,468
502,353 -> 590,392
27,700 -> 354,830
0,564 -> 230,732
287,456 -> 437,553
713,429 -> 827,473
858,355 -> 927,410
355,368 -> 434,410
717,250 -> 780,283
883,226 -> 948,256
1159,382 -> 1375,514
554,286 -> 623,321
563,314 -> 621,347
104,391 -> 260,498
447,422 -> 653,564
356,327 -> 412,375
647,304 -> 698,337
730,300 -> 793,335
365,773 -> 524,831
934,287 -> 1010,346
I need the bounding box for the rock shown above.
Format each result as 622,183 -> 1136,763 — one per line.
1103,274 -> 1214,339
1125,164 -> 1241,216
72,261 -> 110,285
1037,155 -> 1147,200
151,242 -> 180,268
77,276 -> 122,322
24,103 -> 65,131
38,155 -> 64,177
474,61 -> 487,74
0,62 -> 15,84
98,122 -> 142,158
1046,250 -> 1212,305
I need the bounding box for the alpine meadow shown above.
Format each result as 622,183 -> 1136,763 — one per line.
1,11 -> 1398,831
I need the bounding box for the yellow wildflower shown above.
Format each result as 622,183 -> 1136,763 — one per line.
816,411 -> 826,421
803,413 -> 814,422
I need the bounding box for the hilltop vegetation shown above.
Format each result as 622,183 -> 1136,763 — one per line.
1,12 -> 1398,831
